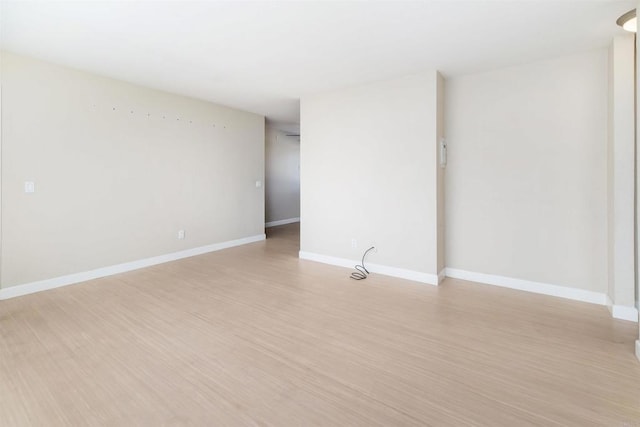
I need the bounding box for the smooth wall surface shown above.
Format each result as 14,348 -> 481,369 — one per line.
1,52 -> 265,288
0,50 -> 3,287
635,3 -> 640,352
265,126 -> 300,223
445,49 -> 608,293
607,35 -> 636,308
436,73 -> 445,275
300,72 -> 439,275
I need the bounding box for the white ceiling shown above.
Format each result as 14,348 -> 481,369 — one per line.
1,0 -> 635,131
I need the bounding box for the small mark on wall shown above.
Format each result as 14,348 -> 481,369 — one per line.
90,103 -> 231,132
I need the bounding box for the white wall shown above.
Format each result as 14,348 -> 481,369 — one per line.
300,72 -> 442,279
446,49 -> 608,293
607,35 -> 636,311
436,73 -> 446,274
635,0 -> 640,358
1,51 -> 265,288
265,126 -> 300,224
0,49 -> 3,288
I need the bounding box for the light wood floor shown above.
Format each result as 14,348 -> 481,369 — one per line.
1,223 -> 639,426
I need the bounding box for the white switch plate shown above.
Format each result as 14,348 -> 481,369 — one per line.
439,137 -> 447,168
24,181 -> 35,193
255,180 -> 262,188
178,230 -> 185,240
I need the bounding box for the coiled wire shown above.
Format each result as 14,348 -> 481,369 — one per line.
350,246 -> 376,280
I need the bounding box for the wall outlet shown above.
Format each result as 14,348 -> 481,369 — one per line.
24,181 -> 35,193
178,230 -> 185,240
351,238 -> 358,249
439,137 -> 447,168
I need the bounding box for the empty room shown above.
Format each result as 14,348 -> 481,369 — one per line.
1,1 -> 640,425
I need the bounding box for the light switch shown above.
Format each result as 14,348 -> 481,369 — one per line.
24,181 -> 35,193
255,180 -> 262,188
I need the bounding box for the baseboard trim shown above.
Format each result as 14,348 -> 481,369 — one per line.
445,268 -> 608,306
611,305 -> 639,322
265,217 -> 300,228
606,295 -> 614,312
299,251 -> 439,285
636,340 -> 640,363
437,268 -> 446,284
0,234 -> 266,300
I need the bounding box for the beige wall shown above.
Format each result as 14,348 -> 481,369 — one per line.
265,126 -> 300,223
300,72 -> 441,275
1,52 -> 265,288
445,49 -> 608,293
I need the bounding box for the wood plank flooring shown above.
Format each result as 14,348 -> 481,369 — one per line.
1,223 -> 639,426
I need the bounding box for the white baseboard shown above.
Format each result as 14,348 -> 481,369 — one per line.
437,268 -> 446,284
0,234 -> 266,300
605,296 -> 638,321
606,295 -> 614,312
265,217 -> 300,228
636,340 -> 640,363
299,251 -> 439,285
611,305 -> 639,322
445,268 -> 608,306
